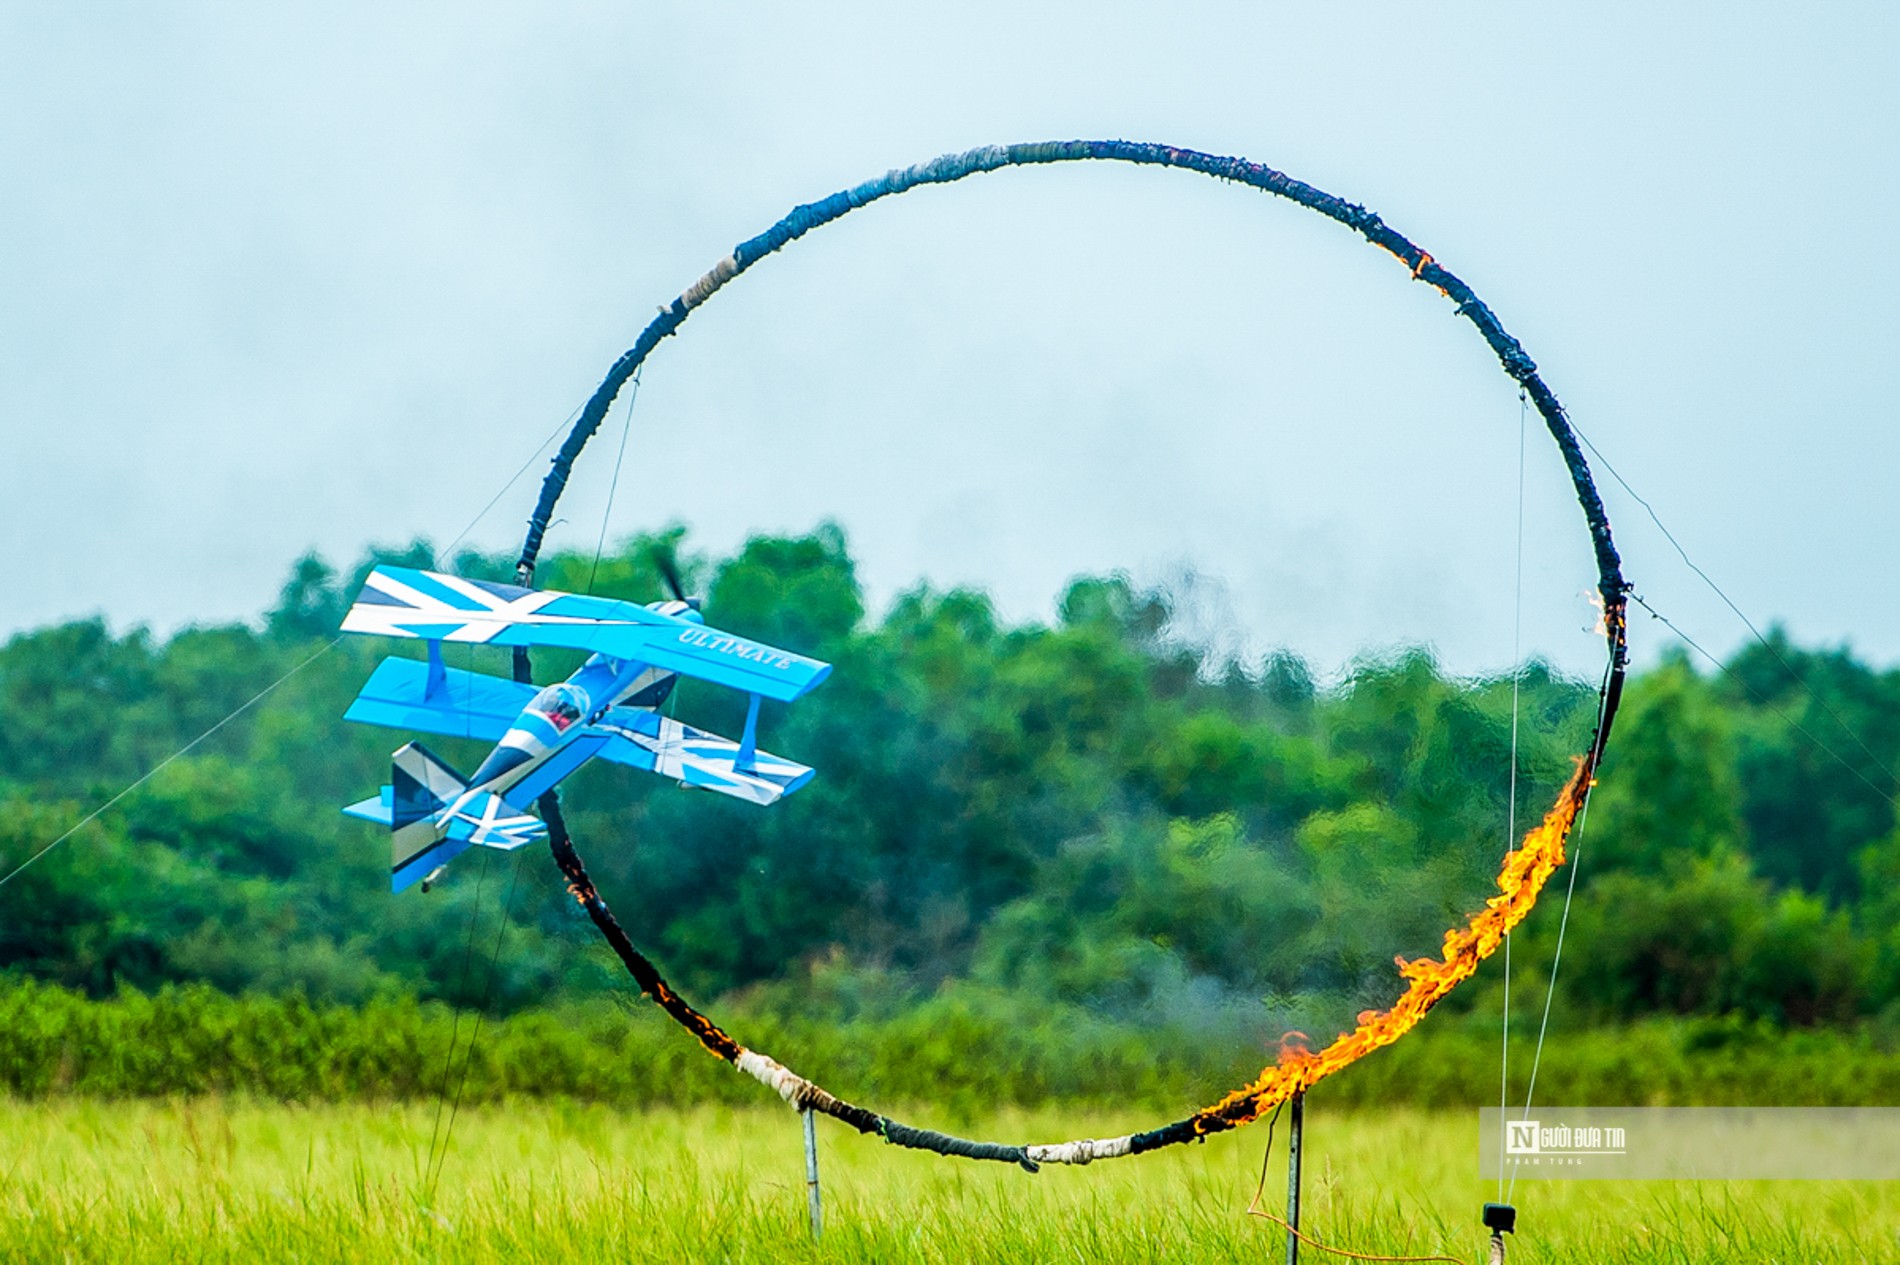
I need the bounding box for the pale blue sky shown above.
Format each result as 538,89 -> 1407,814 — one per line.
5,4 -> 1896,678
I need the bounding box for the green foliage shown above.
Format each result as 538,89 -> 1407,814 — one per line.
707,523 -> 864,661
1588,654 -> 1744,875
1562,853 -> 1866,1024
4,978 -> 1895,1109
1,525 -> 1895,1060
972,814 -> 1315,1009
1719,627 -> 1900,901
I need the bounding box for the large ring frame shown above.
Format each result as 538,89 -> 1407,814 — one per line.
507,140 -> 1630,1169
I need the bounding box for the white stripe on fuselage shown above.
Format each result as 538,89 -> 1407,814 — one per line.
435,662 -> 670,827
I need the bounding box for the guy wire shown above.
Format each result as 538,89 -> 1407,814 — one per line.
423,842 -> 493,1205
0,638 -> 340,892
1507,657 -> 1613,1203
429,846 -> 530,1196
1567,421 -> 1892,785
443,405 -> 580,566
1499,387 -> 1528,1202
587,368 -> 642,596
0,399 -> 581,896
429,382 -> 627,1189
1628,594 -> 1897,813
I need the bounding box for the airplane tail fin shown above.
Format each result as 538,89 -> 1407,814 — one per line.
392,742 -> 468,830
390,742 -> 471,892
340,742 -> 549,893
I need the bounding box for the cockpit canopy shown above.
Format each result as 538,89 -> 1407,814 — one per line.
527,683 -> 589,734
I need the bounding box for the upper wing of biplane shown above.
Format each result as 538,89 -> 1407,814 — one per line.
341,565 -> 831,702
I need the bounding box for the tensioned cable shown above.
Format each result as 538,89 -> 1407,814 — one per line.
441,406 -> 581,567
419,637 -> 501,1201
404,403 -> 576,1190
586,368 -> 642,596
0,638 -> 340,892
6,401 -> 578,1205
424,392 -> 633,1187
0,404 -> 581,897
427,847 -> 529,1198
1567,421 -> 1893,787
1498,388 -> 1528,1202
1500,466 -> 1893,1201
422,845 -> 493,1203
1506,659 -> 1613,1202
1629,593 -> 1898,813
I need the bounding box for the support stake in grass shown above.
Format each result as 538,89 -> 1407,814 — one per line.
1285,1092 -> 1305,1265
803,1107 -> 823,1241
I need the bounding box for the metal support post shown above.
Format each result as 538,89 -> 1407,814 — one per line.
802,1106 -> 823,1241
1284,1092 -> 1305,1265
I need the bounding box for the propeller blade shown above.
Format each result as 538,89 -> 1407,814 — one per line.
652,543 -> 698,609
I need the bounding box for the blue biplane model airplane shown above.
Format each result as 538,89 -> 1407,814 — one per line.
338,564 -> 828,891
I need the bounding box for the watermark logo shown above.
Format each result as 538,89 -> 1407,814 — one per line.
1498,1119 -> 1626,1166
1480,1108 -> 1900,1180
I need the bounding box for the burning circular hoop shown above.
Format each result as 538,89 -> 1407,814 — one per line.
510,141 -> 1630,1167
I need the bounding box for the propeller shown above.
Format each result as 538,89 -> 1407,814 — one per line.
651,541 -> 700,611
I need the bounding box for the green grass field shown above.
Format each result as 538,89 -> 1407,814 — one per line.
3,1099 -> 1893,1263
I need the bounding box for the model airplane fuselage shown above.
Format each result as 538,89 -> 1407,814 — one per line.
338,565 -> 828,891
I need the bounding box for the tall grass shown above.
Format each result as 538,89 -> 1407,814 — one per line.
3,1099 -> 1893,1263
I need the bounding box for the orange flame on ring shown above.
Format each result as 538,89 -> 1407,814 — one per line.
1189,761 -> 1593,1132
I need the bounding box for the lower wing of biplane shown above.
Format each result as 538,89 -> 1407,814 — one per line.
342,655 -> 816,807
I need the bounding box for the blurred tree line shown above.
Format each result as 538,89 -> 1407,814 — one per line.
1,527 -> 1895,1039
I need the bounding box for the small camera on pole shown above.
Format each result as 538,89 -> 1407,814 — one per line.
1483,1203 -> 1516,1263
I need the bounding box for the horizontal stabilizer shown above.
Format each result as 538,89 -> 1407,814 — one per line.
592,708 -> 814,806
344,788 -> 476,892
346,743 -> 548,892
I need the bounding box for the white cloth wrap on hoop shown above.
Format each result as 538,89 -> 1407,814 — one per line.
1024,1135 -> 1135,1166
680,254 -> 740,310
735,1048 -> 814,1109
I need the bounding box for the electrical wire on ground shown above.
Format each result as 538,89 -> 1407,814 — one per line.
1245,1101 -> 1462,1264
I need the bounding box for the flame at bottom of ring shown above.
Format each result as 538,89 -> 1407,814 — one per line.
1180,762 -> 1593,1136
